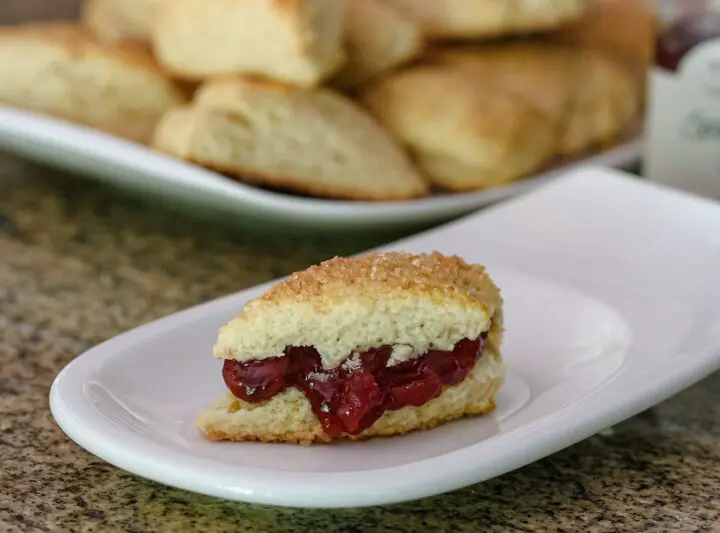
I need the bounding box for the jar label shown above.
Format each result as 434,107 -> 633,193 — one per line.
645,37 -> 720,198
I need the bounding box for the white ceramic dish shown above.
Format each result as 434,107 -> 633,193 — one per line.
0,106 -> 642,230
49,166 -> 720,508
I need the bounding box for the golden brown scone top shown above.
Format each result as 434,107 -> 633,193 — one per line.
253,251 -> 503,313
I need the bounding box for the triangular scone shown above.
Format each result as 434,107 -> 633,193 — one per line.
82,0 -> 159,45
333,0 -> 424,90
427,43 -> 580,135
0,23 -> 186,144
361,42 -> 638,190
557,49 -> 638,156
428,42 -> 638,157
197,252 -> 505,444
153,78 -> 428,200
384,0 -> 587,39
360,63 -> 556,191
151,0 -> 345,87
547,0 -> 655,106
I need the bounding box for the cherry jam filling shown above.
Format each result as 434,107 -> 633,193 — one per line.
222,332 -> 489,437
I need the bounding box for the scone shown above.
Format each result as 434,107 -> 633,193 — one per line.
81,0 -> 159,46
384,0 -> 588,39
152,0 -> 345,87
0,22 -> 186,144
360,62 -> 556,190
333,0 -> 424,90
547,0 -> 655,109
557,48 -> 638,156
429,42 -> 639,156
197,252 -> 505,444
428,43 -> 580,129
153,77 -> 428,200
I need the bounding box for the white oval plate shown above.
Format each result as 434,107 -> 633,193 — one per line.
0,106 -> 642,230
50,167 -> 720,508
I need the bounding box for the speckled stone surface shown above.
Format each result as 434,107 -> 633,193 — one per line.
2,152 -> 720,533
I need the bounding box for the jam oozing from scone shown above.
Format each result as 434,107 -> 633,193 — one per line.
222,332 -> 489,437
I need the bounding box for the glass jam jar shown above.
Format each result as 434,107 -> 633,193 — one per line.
644,0 -> 720,198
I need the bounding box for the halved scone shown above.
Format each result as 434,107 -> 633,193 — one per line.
196,252 -> 505,444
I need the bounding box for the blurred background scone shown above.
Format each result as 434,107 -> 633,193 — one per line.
548,0 -> 655,105
151,0 -> 345,87
81,0 -> 158,46
428,42 -> 639,156
384,0 -> 589,39
153,77 -> 429,200
360,63 -> 557,191
333,0 -> 424,89
0,22 -> 186,143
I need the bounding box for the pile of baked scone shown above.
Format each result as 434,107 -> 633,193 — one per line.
0,0 -> 650,201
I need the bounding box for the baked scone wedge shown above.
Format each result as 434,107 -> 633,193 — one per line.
153,77 -> 428,200
429,42 -> 639,157
547,0 -> 655,107
428,43 -> 579,131
557,48 -> 638,156
360,62 -> 556,191
0,22 -> 186,144
333,0 -> 424,90
384,0 -> 588,39
197,252 -> 505,444
81,0 -> 159,46
151,0 -> 345,87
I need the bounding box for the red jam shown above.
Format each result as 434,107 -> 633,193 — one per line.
656,11 -> 720,71
222,332 -> 488,437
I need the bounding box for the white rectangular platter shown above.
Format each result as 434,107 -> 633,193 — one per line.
50,166 -> 720,508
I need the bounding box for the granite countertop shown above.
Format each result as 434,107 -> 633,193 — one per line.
2,152 -> 720,533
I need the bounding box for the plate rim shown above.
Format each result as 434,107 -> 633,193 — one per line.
0,106 -> 642,228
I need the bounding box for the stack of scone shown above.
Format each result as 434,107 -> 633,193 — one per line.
0,0 -> 652,200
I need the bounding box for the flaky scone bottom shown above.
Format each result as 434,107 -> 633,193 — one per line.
196,346 -> 505,445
